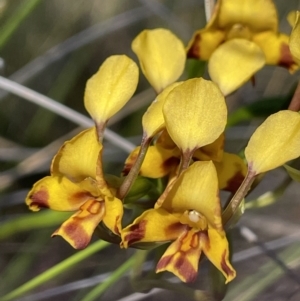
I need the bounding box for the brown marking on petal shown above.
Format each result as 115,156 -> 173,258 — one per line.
29,188 -> 49,209
157,253 -> 198,283
114,215 -> 121,235
163,156 -> 180,172
221,249 -> 235,277
187,34 -> 201,59
71,191 -> 94,203
124,220 -> 147,245
122,153 -> 138,176
279,43 -> 295,69
165,222 -> 187,237
55,222 -> 90,249
224,170 -> 245,193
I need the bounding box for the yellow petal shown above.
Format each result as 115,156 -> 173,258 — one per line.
193,132 -> 224,162
218,0 -> 278,33
201,227 -> 236,283
26,176 -> 93,212
51,128 -> 101,182
84,55 -> 138,124
142,82 -> 182,138
121,208 -> 183,248
214,152 -> 247,192
208,39 -> 265,96
253,31 -> 298,72
102,195 -> 123,236
187,29 -> 225,60
163,78 -> 227,152
245,110 -> 300,174
287,11 -> 297,27
52,199 -> 105,249
290,11 -> 300,63
163,161 -> 223,231
156,229 -> 202,283
132,29 -> 186,93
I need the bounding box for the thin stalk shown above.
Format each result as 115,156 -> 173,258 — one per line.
1,240 -> 110,301
118,135 -> 151,200
81,256 -> 135,301
178,149 -> 194,175
222,169 -> 256,227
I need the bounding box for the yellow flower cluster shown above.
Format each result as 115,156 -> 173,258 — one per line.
26,1 -> 300,284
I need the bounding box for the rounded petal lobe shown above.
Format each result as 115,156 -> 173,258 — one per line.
163,78 -> 227,151
26,175 -> 92,212
163,161 -> 223,231
51,128 -> 101,182
208,39 -> 265,96
132,29 -> 186,93
52,199 -> 105,249
245,110 -> 300,174
84,55 -> 138,123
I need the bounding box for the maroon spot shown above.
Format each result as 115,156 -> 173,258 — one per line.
187,34 -> 201,58
165,222 -> 187,237
72,191 -> 94,203
163,156 -> 180,171
221,249 -> 235,277
224,170 -> 245,193
279,43 -> 295,69
124,220 -> 147,245
29,189 -> 49,209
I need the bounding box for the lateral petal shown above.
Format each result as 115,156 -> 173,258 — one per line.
201,227 -> 236,283
52,199 -> 105,249
290,11 -> 300,63
208,39 -> 265,96
26,175 -> 92,212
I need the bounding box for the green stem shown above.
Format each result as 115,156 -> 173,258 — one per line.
81,255 -> 135,301
118,134 -> 151,200
1,240 -> 110,301
222,169 -> 256,227
0,0 -> 42,50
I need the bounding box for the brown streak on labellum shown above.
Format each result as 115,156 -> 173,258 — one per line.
165,222 -> 187,237
279,43 -> 295,69
124,220 -> 147,245
163,156 -> 180,171
221,249 -> 235,277
72,191 -> 95,204
61,221 -> 89,249
29,188 -> 49,209
187,34 -> 201,58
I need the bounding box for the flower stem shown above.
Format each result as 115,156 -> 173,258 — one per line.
222,168 -> 256,228
117,134 -> 151,200
178,149 -> 194,175
81,255 -> 135,301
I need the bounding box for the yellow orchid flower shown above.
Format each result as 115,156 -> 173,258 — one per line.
132,28 -> 186,93
26,127 -> 123,249
187,0 -> 298,95
122,161 -> 236,283
289,11 -> 300,63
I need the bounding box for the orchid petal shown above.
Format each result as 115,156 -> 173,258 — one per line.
52,199 -> 105,249
156,229 -> 202,283
208,39 -> 265,96
163,161 -> 223,231
201,227 -> 236,283
163,78 -> 227,152
290,11 -> 300,63
26,175 -> 93,212
121,208 -> 184,248
132,29 -> 186,93
51,128 -> 101,182
253,31 -> 298,72
245,111 -> 300,174
84,55 -> 138,125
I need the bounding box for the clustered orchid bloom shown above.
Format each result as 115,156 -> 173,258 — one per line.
25,4 -> 300,288
187,0 -> 299,95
